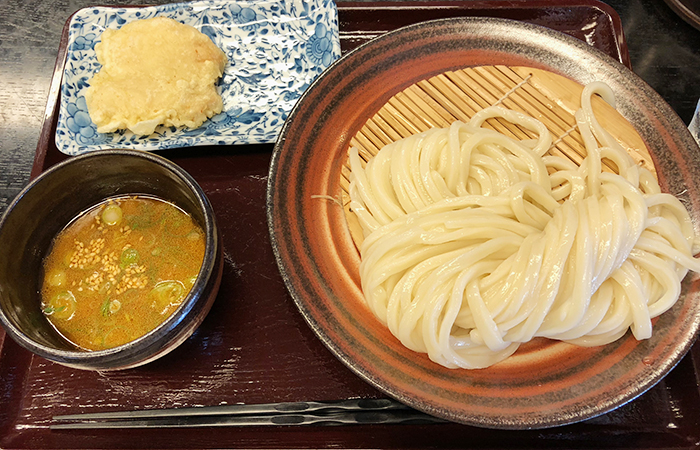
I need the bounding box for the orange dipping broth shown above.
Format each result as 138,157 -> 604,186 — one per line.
41,195 -> 205,350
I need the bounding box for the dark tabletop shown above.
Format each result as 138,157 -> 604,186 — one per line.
1,0 -> 700,215
0,0 -> 700,446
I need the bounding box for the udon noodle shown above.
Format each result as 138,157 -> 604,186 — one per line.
348,81 -> 700,369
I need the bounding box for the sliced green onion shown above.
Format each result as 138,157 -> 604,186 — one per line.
101,204 -> 123,226
120,248 -> 139,267
148,280 -> 186,314
44,291 -> 76,320
100,297 -> 111,317
98,281 -> 113,296
109,299 -> 121,314
46,270 -> 67,288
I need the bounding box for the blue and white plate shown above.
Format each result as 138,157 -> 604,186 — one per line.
56,0 -> 341,155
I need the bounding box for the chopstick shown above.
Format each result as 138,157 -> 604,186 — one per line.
51,398 -> 447,429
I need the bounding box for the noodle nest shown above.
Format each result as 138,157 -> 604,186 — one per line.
348,81 -> 700,369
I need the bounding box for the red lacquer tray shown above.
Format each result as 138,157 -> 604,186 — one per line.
2,1 -> 699,448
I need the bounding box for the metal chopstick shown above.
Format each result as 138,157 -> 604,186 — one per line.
51,398 -> 448,429
54,398 -> 410,420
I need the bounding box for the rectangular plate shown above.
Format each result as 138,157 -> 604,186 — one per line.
3,1 -> 699,449
55,0 -> 341,155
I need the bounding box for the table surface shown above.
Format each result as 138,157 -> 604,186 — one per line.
1,0 -> 700,440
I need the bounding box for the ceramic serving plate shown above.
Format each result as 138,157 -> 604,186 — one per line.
55,0 -> 341,155
267,17 -> 700,429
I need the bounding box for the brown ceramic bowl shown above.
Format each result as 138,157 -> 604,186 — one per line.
267,17 -> 700,428
0,149 -> 223,370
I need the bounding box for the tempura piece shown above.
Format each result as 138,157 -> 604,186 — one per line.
84,17 -> 227,136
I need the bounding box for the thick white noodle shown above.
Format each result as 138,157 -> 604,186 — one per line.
348,86 -> 700,369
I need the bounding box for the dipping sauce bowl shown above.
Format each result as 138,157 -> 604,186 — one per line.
0,150 -> 222,370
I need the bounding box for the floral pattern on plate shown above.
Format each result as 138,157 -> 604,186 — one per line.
56,0 -> 341,155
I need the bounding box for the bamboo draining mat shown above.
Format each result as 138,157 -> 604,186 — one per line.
341,65 -> 655,248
